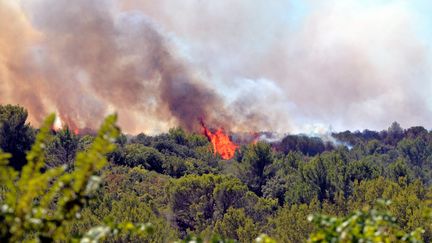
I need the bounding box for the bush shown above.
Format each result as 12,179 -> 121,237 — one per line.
0,114 -> 152,242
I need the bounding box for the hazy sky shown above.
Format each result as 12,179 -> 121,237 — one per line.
1,0 -> 432,133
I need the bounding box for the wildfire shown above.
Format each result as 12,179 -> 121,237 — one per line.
53,115 -> 64,131
200,121 -> 239,160
52,115 -> 79,135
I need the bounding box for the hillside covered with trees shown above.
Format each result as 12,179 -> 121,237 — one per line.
0,104 -> 431,242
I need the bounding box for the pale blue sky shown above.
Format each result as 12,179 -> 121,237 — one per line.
288,0 -> 432,41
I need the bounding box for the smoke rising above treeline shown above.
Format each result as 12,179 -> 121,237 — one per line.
0,0 -> 244,133
1,0 -> 431,134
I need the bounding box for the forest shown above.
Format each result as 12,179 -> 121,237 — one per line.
0,104 -> 431,242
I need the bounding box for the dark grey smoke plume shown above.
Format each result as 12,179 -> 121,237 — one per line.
0,0 -> 250,133
2,0 -> 431,134
120,0 -> 432,132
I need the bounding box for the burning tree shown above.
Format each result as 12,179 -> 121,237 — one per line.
200,121 -> 239,160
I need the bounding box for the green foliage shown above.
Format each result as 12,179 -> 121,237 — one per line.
348,177 -> 432,241
270,200 -> 319,242
0,114 -> 151,242
123,143 -> 165,173
71,166 -> 178,242
76,196 -> 174,242
214,208 -> 259,242
302,156 -> 335,203
176,233 -> 276,243
187,133 -> 210,147
240,142 -> 274,196
77,135 -> 95,151
170,174 -> 272,238
80,222 -> 154,243
279,135 -> 329,156
169,127 -> 188,145
176,235 -> 235,243
46,128 -> 79,168
346,160 -> 380,183
1,105 -> 432,242
387,158 -> 414,182
0,104 -> 35,169
284,173 -> 317,205
308,200 -> 424,243
163,155 -> 188,177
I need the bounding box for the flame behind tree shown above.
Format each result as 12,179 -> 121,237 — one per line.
52,115 -> 79,135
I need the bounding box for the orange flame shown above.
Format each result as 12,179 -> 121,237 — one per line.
73,128 -> 79,135
52,115 -> 79,135
200,121 -> 239,160
52,115 -> 64,131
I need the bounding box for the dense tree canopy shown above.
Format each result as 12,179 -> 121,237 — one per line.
1,104 -> 432,242
0,105 -> 35,169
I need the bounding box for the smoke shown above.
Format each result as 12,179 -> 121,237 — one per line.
265,0 -> 432,131
0,1 -> 45,122
122,0 -> 432,131
0,0 -> 249,133
1,0 -> 431,133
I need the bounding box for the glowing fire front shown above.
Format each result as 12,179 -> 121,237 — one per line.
52,115 -> 79,135
200,121 -> 239,160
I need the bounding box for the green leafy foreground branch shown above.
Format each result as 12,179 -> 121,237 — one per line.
0,114 -> 152,242
0,113 -> 427,243
308,200 -> 425,243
